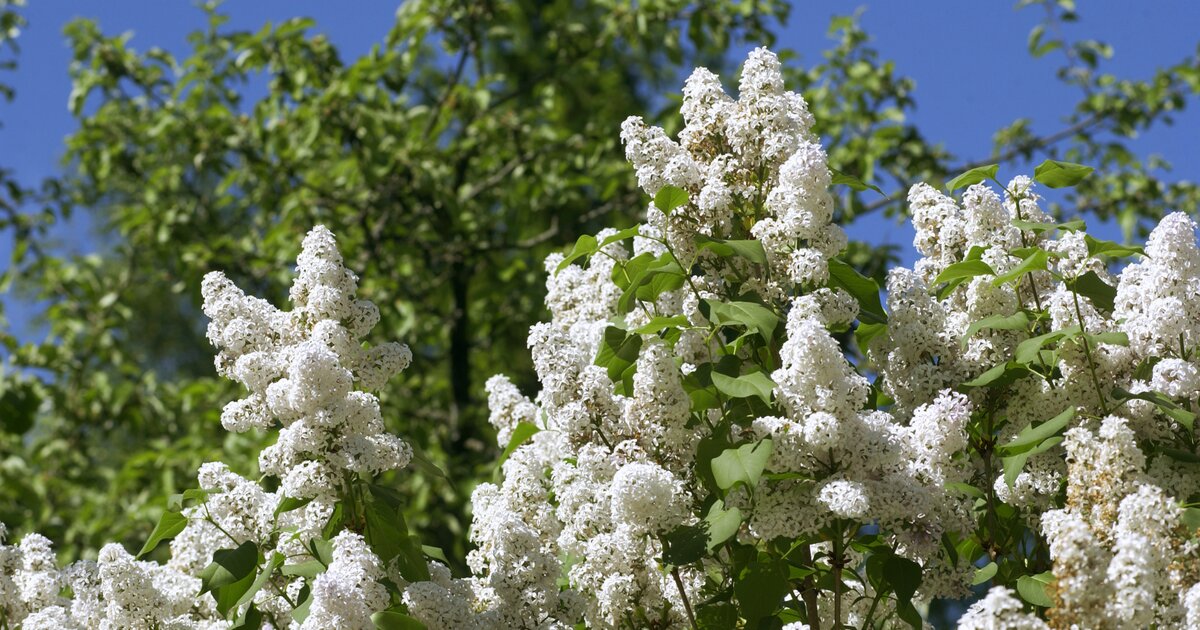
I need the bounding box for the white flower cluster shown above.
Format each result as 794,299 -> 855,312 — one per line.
450,47 -> 1200,628
303,532 -> 391,629
0,524 -> 221,629
3,44 -> 1198,630
882,178 -> 1200,624
621,46 -> 843,297
957,586 -> 1048,630
404,48 -> 981,629
1031,421 -> 1198,628
0,226 -> 413,629
202,225 -> 414,500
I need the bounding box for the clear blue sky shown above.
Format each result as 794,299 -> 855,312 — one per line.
2,1 -> 1198,337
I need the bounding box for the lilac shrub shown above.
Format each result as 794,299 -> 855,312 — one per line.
0,48 -> 1198,630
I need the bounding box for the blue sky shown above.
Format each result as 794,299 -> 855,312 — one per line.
2,1 -> 1198,337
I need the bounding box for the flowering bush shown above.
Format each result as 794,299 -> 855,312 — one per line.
1,46 -> 1199,629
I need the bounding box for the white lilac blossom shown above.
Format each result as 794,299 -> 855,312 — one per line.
0,225 -> 414,628
202,225 -> 414,500
956,587 -> 1049,630
448,46 -> 985,628
301,532 -> 391,630
5,45 -> 1200,630
885,198 -> 1200,627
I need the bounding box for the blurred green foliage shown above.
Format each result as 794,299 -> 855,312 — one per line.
1,0 -> 1199,576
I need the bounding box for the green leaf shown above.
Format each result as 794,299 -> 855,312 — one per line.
1034,160 -> 1093,188
735,560 -> 788,622
1002,436 -> 1064,488
321,503 -> 346,541
855,322 -> 887,352
0,382 -> 39,435
231,604 -> 264,630
695,235 -> 767,265
281,560 -> 325,579
1182,507 -> 1200,531
999,406 -> 1076,487
138,510 -> 188,558
961,361 -> 1033,388
167,488 -> 212,512
1111,387 -> 1196,430
827,258 -> 888,324
613,252 -> 654,290
972,562 -> 998,586
946,482 -> 986,500
598,226 -> 639,248
498,421 -> 540,466
1012,218 -> 1086,233
1066,270 -> 1117,314
1015,326 -> 1080,365
1017,572 -> 1056,607
711,369 -> 775,404
213,569 -> 258,618
961,312 -> 1030,348
408,446 -> 449,480
654,185 -> 689,213
632,315 -> 690,335
1082,330 -> 1128,347
830,167 -> 886,196
1084,234 -> 1143,259
555,234 -> 598,273
704,500 -> 742,550
634,260 -> 686,302
947,164 -> 999,191
372,611 -> 428,630
704,300 -> 780,344
696,603 -> 738,630
1002,406 -> 1077,454
308,537 -> 335,567
421,545 -> 450,564
711,439 -> 774,491
883,555 -> 923,606
273,496 -> 313,518
1028,24 -> 1063,57
618,254 -> 685,313
199,541 -> 259,604
235,552 -> 284,609
933,259 -> 995,298
595,325 -> 643,394
992,249 -> 1048,286
661,524 -> 708,566
364,488 -> 431,583
1159,447 -> 1200,464
291,584 -> 312,624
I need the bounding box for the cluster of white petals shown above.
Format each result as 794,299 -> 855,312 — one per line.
202,225 -> 413,499
2,43 -> 1198,630
419,47 -> 983,629
0,226 -> 414,629
877,174 -> 1200,625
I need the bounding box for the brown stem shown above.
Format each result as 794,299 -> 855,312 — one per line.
670,566 -> 697,629
798,545 -> 821,630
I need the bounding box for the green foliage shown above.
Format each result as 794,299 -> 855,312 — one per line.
1033,159 -> 1094,188
946,164 -> 1000,192
711,439 -> 774,492
138,509 -> 188,558
998,407 -> 1076,488
1016,571 -> 1056,608
827,257 -> 887,324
